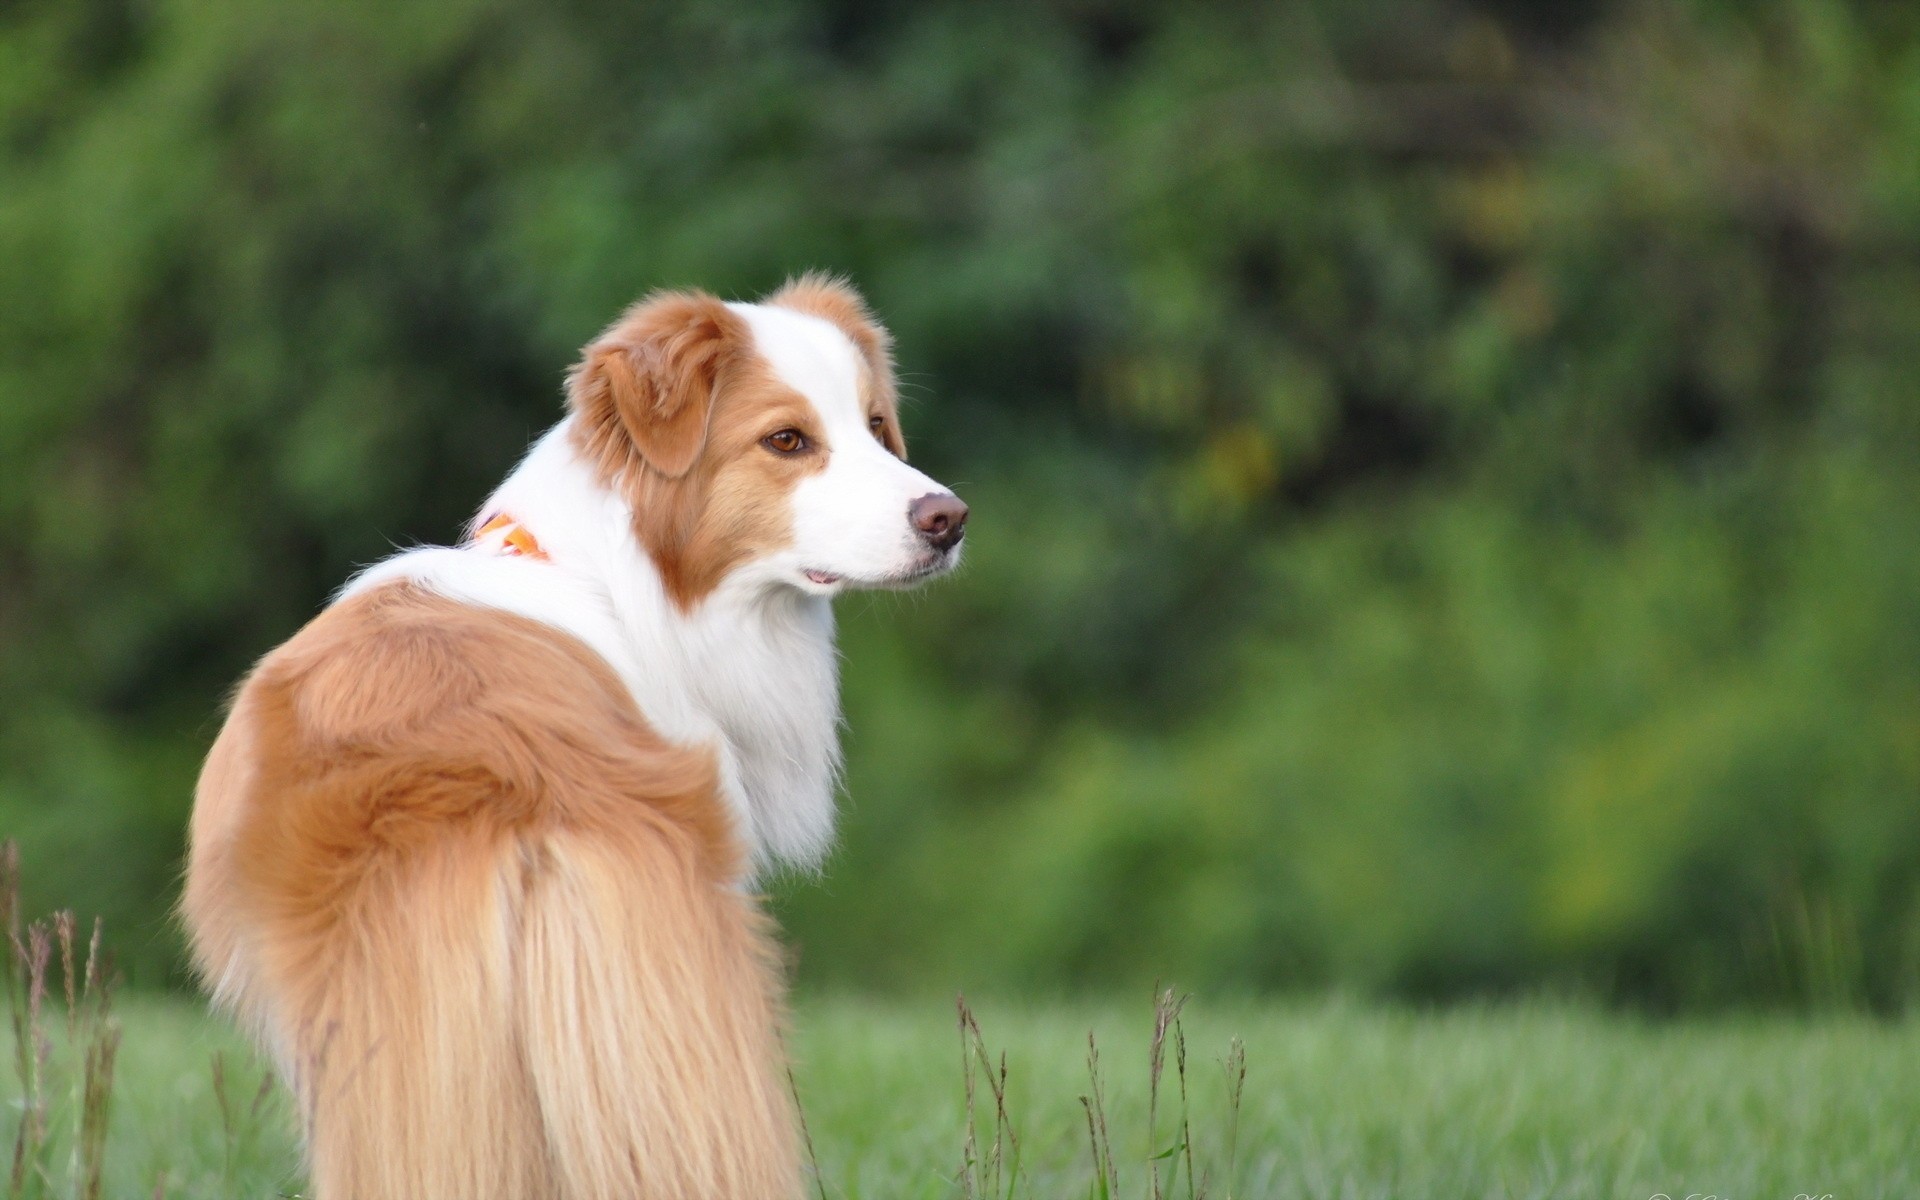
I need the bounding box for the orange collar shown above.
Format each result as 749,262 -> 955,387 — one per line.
470,512 -> 548,561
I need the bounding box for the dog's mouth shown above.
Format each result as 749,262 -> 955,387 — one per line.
885,554 -> 958,586
799,551 -> 958,593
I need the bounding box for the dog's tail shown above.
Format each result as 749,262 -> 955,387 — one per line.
285,817 -> 799,1200
518,821 -> 800,1200
216,590 -> 803,1199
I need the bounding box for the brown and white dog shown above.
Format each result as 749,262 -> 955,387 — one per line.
181,276 -> 966,1199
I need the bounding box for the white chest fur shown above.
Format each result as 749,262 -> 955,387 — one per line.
340,421 -> 843,876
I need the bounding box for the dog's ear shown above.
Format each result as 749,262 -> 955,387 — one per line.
568,290 -> 743,479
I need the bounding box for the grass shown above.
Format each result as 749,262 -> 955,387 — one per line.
793,995 -> 1919,1199
7,990 -> 1920,1198
5,835 -> 1918,1199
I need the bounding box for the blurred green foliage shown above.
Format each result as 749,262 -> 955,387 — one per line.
1,0 -> 1916,1008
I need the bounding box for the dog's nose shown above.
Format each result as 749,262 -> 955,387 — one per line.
909,493 -> 968,552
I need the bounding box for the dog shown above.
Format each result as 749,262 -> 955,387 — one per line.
180,275 -> 967,1199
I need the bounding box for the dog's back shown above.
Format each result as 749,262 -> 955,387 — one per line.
183,580 -> 798,1199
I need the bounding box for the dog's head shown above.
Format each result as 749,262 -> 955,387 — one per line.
568,275 -> 966,609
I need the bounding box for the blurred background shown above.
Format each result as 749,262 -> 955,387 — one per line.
0,0 -> 1915,1011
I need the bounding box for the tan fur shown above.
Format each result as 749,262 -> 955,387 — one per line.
766,273 -> 906,459
567,284 -> 905,608
182,583 -> 798,1199
184,278 -> 909,1198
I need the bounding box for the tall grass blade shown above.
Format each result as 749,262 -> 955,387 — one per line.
787,1063 -> 829,1200
1221,1038 -> 1245,1200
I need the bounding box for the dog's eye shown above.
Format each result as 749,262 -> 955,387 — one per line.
867,415 -> 887,442
762,429 -> 809,455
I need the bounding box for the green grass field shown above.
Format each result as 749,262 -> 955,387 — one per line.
13,992 -> 1917,1199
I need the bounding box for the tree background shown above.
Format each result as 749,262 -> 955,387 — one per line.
1,0 -> 1916,1009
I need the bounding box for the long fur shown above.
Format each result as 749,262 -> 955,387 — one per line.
185,584 -> 798,1199
182,280 -> 954,1199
